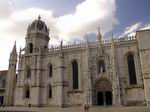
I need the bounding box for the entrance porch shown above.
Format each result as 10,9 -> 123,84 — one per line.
93,77 -> 112,106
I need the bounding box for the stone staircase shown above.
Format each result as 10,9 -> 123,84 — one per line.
0,106 -> 150,112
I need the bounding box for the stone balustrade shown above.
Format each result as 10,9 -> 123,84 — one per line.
49,35 -> 137,52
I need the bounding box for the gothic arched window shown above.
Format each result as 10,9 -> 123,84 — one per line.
127,54 -> 137,85
29,43 -> 33,53
48,64 -> 52,77
48,85 -> 52,98
97,60 -> 105,74
25,85 -> 30,98
72,60 -> 79,89
26,66 -> 31,78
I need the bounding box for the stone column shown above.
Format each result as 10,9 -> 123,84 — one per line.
85,39 -> 92,106
54,51 -> 67,107
111,37 -> 121,106
35,52 -> 42,106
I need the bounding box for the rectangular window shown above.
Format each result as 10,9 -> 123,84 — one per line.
49,89 -> 52,98
26,67 -> 31,78
26,90 -> 30,98
48,85 -> 52,98
24,86 -> 30,98
49,65 -> 52,77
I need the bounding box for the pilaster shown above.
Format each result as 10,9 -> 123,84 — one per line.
111,37 -> 121,106
54,42 -> 67,107
85,38 -> 92,105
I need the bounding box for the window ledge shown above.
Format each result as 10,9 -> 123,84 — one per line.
126,84 -> 144,89
48,98 -> 52,100
23,98 -> 30,100
0,88 -> 5,90
68,90 -> 83,94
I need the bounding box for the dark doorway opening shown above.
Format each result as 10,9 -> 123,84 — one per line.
97,92 -> 104,106
106,91 -> 112,105
97,91 -> 112,106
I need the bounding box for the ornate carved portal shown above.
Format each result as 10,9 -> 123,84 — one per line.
93,78 -> 112,106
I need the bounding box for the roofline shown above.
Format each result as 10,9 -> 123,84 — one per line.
0,70 -> 8,72
136,29 -> 150,32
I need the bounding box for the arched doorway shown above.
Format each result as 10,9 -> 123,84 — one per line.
94,78 -> 112,106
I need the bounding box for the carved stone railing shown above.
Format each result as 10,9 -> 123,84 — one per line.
49,43 -> 87,52
113,36 -> 137,42
49,36 -> 137,52
89,42 -> 98,47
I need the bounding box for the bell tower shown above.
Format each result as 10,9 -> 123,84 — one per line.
25,15 -> 50,53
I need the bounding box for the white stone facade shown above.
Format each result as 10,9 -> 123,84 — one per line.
4,17 -> 150,107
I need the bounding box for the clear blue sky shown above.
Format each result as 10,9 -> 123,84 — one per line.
114,0 -> 150,34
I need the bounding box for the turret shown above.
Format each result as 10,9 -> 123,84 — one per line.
9,41 -> 17,67
25,15 -> 50,53
4,42 -> 17,106
97,27 -> 103,55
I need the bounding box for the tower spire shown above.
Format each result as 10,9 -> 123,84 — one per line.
12,41 -> 17,54
98,27 -> 101,35
97,27 -> 103,55
38,15 -> 41,20
4,41 -> 17,106
97,27 -> 102,39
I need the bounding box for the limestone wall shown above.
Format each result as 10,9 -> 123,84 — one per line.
14,33 -> 148,107
137,29 -> 150,106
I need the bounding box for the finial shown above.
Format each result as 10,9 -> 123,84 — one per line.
111,33 -> 113,38
60,40 -> 63,52
60,40 -> 63,47
111,33 -> 114,43
86,37 -> 89,43
84,34 -> 89,42
12,41 -> 17,54
19,46 -> 22,54
38,15 -> 41,20
98,27 -> 100,34
86,34 -> 89,43
86,35 -> 89,48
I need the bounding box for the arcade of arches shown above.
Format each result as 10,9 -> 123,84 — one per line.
94,78 -> 112,106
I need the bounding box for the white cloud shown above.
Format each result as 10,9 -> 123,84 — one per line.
0,7 -> 58,70
0,0 -> 12,18
123,22 -> 141,36
123,22 -> 150,36
57,0 -> 118,41
0,0 -> 118,42
141,24 -> 150,30
0,0 -> 118,70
